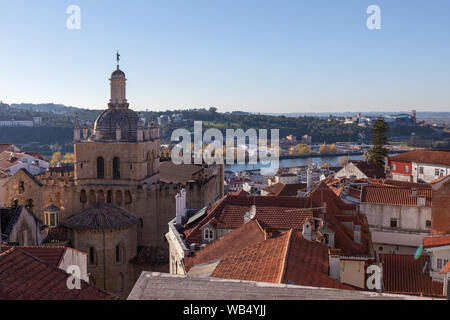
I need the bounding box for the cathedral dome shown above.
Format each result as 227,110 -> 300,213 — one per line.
111,69 -> 125,78
94,108 -> 140,141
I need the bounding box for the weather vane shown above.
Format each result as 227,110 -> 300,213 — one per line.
116,51 -> 120,64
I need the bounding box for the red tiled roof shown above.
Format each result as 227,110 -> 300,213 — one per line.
390,150 -> 450,167
0,246 -> 67,267
375,179 -> 431,189
440,261 -> 450,274
184,220 -> 267,271
430,174 -> 450,185
0,248 -> 114,300
210,229 -> 353,290
183,195 -> 317,245
380,253 -> 443,297
262,182 -> 307,197
423,235 -> 450,248
361,185 -> 432,206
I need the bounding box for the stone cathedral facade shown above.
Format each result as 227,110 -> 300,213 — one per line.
2,62 -> 224,298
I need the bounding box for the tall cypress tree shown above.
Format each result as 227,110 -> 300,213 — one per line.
367,117 -> 389,167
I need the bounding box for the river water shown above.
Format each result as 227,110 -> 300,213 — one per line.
225,154 -> 365,174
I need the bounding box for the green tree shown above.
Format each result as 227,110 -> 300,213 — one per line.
367,118 -> 389,167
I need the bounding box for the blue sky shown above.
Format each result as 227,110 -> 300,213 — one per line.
1,0 -> 449,113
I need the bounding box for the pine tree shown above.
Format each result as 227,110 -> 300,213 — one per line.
367,118 -> 389,167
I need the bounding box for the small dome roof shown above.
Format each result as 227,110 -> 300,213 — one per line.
111,68 -> 125,78
94,108 -> 140,141
62,203 -> 140,231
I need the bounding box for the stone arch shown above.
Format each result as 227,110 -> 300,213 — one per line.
97,190 -> 105,204
115,190 -> 123,205
107,190 -> 112,203
97,157 -> 104,179
88,190 -> 96,204
80,189 -> 87,203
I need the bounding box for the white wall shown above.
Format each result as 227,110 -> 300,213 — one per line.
412,162 -> 450,183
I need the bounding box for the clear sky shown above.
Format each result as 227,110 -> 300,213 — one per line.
1,0 -> 449,113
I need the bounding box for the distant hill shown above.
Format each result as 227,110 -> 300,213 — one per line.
261,111 -> 450,119
10,103 -> 79,113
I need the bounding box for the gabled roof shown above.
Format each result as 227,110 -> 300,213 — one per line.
423,235 -> 450,249
184,220 -> 267,271
380,254 -> 443,297
361,185 -> 432,206
389,149 -> 450,167
209,229 -> 352,290
0,248 -> 114,300
375,179 -> 431,190
0,246 -> 68,267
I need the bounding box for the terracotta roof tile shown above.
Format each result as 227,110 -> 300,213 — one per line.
210,229 -> 353,290
440,261 -> 450,274
423,235 -> 450,248
184,220 -> 267,271
262,182 -> 307,196
390,149 -> 450,167
361,185 -> 432,206
0,246 -> 67,267
380,253 -> 443,297
0,248 -> 114,300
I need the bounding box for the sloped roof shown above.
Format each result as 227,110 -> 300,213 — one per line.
0,248 -> 114,300
376,179 -> 431,190
440,261 -> 450,274
184,220 -> 267,271
262,182 -> 307,196
380,253 -> 443,297
423,235 -> 450,248
350,160 -> 386,179
0,246 -> 68,267
389,149 -> 450,167
183,195 -> 317,245
361,185 -> 432,206
209,230 -> 352,290
62,203 -> 140,231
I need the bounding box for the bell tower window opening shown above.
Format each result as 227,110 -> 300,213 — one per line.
97,157 -> 105,179
113,157 -> 121,179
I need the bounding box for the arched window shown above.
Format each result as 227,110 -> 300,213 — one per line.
97,190 -> 105,203
89,247 -> 96,265
115,190 -> 123,205
19,181 -> 25,194
97,157 -> 104,179
89,190 -> 96,204
113,157 -> 120,179
115,244 -> 125,264
80,190 -> 87,203
203,227 -> 215,242
147,152 -> 152,176
107,190 -> 112,203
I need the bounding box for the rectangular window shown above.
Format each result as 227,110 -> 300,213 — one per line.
437,258 -> 443,270
426,220 -> 432,228
419,167 -> 424,174
405,165 -> 409,173
392,164 -> 396,171
435,169 -> 440,176
390,218 -> 398,228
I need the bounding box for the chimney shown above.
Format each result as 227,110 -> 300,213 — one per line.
175,189 -> 187,226
328,249 -> 341,281
306,168 -> 312,192
189,243 -> 196,255
350,175 -> 356,184
302,220 -> 312,241
417,195 -> 426,206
